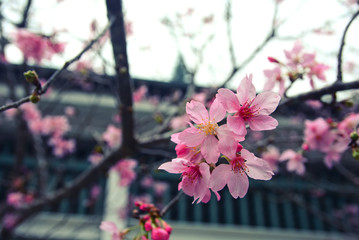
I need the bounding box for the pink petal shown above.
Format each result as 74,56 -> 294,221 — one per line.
193,163 -> 211,203
201,135 -> 219,164
209,99 -> 226,122
216,88 -> 240,113
178,127 -> 205,147
218,136 -> 237,160
248,115 -> 278,131
100,221 -> 118,234
227,115 -> 247,135
186,100 -> 209,124
243,150 -> 274,180
158,158 -> 188,173
209,164 -> 230,192
251,92 -> 281,115
279,149 -> 296,162
227,172 -> 249,199
237,74 -> 256,105
216,124 -> 245,142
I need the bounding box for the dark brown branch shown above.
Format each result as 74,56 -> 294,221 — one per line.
160,191 -> 183,217
281,80 -> 359,106
17,0 -> 32,28
0,19 -> 113,113
336,9 -> 359,83
106,0 -> 136,148
0,146 -> 128,235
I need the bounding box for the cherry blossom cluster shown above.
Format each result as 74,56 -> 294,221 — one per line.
261,145 -> 307,176
13,29 -> 65,64
264,41 -> 330,95
260,113 -> 359,175
100,202 -> 172,240
303,114 -> 359,168
4,102 -> 75,158
159,75 -> 280,203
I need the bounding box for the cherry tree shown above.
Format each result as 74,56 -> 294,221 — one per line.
0,0 -> 359,239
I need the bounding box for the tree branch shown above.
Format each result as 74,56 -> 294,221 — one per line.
336,9 -> 359,82
0,19 -> 114,113
106,0 -> 136,148
281,80 -> 359,106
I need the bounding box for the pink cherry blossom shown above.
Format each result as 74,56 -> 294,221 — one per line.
158,158 -> 211,203
7,192 -> 24,208
261,145 -> 281,173
216,74 -> 280,136
324,140 -> 348,169
48,136 -> 75,158
102,125 -> 122,149
308,63 -> 330,89
88,153 -> 104,165
170,114 -> 189,130
133,85 -> 147,102
112,159 -> 137,187
100,221 -> 123,240
153,182 -> 169,196
13,29 -> 64,64
284,41 -> 315,69
304,118 -> 335,152
338,113 -> 359,136
279,150 -> 307,175
210,144 -> 273,199
177,99 -> 239,164
42,116 -> 70,137
263,67 -> 286,96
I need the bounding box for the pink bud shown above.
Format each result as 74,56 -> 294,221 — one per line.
236,144 -> 243,154
144,219 -> 152,231
267,57 -> 280,63
302,143 -> 309,151
151,228 -> 169,240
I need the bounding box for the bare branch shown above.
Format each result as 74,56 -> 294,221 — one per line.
336,9 -> 359,82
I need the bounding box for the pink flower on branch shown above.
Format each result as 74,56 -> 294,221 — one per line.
280,150 -> 307,175
216,74 -> 280,136
210,144 -> 273,199
158,158 -> 212,203
177,99 -> 240,164
112,159 -> 138,187
304,118 -> 335,152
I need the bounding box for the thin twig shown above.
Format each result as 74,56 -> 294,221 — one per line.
160,191 -> 184,217
0,18 -> 114,113
336,9 -> 359,83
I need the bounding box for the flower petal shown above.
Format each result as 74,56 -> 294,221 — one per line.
243,149 -> 274,180
216,88 -> 240,113
251,92 -> 281,115
178,127 -> 205,147
186,100 -> 209,124
158,158 -> 188,173
209,99 -> 226,122
227,172 -> 249,199
237,74 -> 256,105
209,164 -> 230,192
227,115 -> 247,135
201,135 -> 219,164
248,115 -> 278,131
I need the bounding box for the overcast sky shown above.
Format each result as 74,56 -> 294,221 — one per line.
3,0 -> 359,96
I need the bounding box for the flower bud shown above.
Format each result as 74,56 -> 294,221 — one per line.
29,92 -> 40,103
267,57 -> 280,64
352,148 -> 359,161
24,70 -> 41,89
351,132 -> 359,142
151,227 -> 169,240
